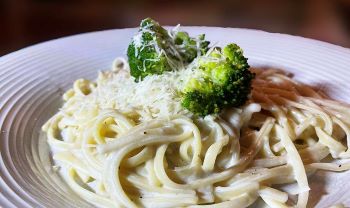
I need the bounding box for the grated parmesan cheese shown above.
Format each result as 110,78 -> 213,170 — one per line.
70,64 -> 200,122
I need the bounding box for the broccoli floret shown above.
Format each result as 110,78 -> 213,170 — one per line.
181,44 -> 254,116
127,18 -> 209,81
174,32 -> 210,63
127,18 -> 171,80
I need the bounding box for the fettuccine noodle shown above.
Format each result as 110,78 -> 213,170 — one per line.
42,59 -> 350,208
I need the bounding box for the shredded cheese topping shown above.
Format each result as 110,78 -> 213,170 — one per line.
64,60 -> 199,122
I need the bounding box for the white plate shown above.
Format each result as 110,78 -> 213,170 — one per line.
1,27 -> 350,208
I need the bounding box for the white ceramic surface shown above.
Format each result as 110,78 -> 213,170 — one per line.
1,27 -> 350,208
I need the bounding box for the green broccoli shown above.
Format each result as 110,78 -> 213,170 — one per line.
127,18 -> 209,81
174,32 -> 209,63
181,44 -> 254,116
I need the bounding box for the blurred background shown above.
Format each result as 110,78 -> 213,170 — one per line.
1,0 -> 350,56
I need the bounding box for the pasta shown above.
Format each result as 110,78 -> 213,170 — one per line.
42,59 -> 350,208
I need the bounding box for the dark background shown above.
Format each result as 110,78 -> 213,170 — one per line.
1,0 -> 350,56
